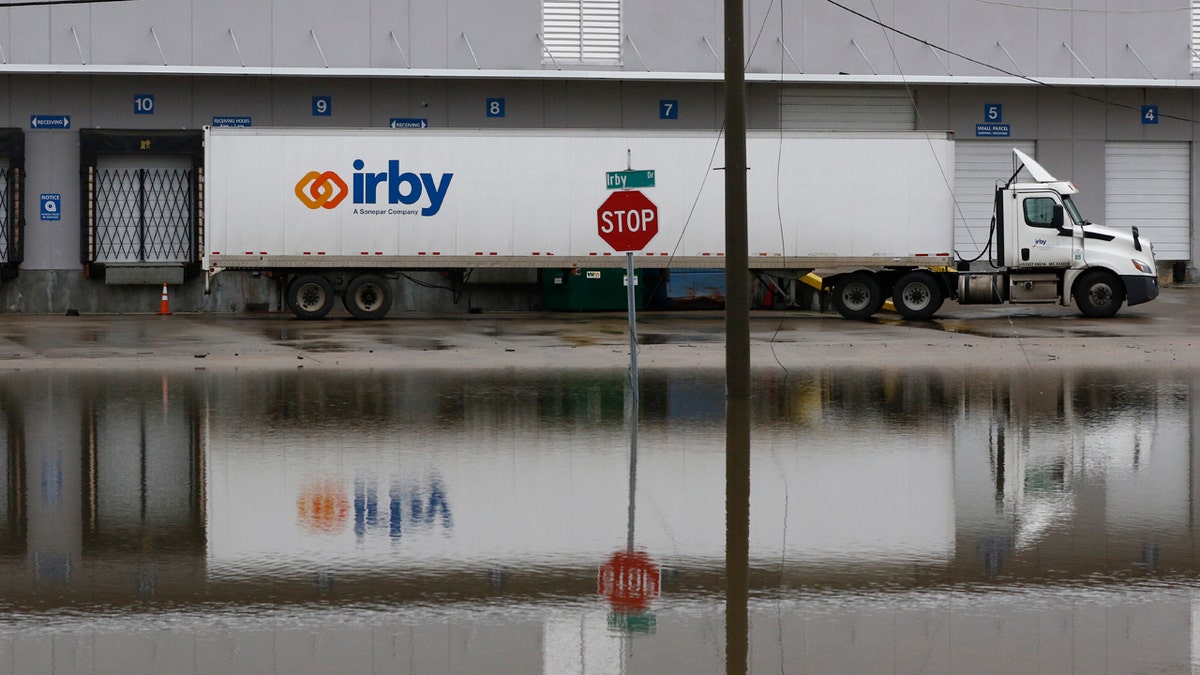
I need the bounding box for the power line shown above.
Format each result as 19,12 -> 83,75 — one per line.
822,0 -> 1199,125
0,0 -> 135,7
970,0 -> 1186,14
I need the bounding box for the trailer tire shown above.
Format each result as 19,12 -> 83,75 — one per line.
892,271 -> 944,320
832,272 -> 883,320
344,274 -> 393,320
286,274 -> 336,320
1074,269 -> 1125,318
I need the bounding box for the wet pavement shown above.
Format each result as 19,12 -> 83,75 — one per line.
1,289 -> 1200,672
0,286 -> 1195,373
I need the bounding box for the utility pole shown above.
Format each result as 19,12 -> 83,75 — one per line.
723,0 -> 751,672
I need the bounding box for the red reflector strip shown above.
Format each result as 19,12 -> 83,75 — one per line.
317,252 -> 326,255
915,253 -> 929,257
211,251 -> 221,255
303,251 -> 312,255
244,251 -> 253,255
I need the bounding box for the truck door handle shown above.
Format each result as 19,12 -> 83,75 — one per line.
1021,248 -> 1030,261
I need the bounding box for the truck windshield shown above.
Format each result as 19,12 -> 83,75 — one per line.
1062,195 -> 1085,225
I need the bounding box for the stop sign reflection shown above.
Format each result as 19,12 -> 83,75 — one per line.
597,190 -> 658,252
598,550 -> 661,612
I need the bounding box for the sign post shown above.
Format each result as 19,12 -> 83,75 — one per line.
597,178 -> 659,586
596,187 -> 658,392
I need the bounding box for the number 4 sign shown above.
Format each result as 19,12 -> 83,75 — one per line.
1142,105 -> 1159,125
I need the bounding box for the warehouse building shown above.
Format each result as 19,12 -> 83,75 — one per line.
0,0 -> 1195,313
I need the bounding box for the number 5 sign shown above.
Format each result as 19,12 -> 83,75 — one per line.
984,103 -> 1002,123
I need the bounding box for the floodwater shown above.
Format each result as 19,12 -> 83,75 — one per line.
0,365 -> 1196,673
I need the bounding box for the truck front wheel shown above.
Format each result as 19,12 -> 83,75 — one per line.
286,274 -> 336,319
832,272 -> 883,320
344,274 -> 393,320
1074,269 -> 1126,318
892,271 -> 944,320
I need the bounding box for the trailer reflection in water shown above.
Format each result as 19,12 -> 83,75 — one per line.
0,367 -> 1196,672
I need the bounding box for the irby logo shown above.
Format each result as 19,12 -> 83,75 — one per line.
295,171 -> 349,210
295,159 -> 453,216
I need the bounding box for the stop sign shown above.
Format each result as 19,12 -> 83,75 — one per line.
597,190 -> 658,252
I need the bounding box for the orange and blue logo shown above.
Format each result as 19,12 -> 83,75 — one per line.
295,170 -> 349,210
295,160 -> 453,216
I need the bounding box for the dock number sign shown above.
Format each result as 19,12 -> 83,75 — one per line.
597,190 -> 658,252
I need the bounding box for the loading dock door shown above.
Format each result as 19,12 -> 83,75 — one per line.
0,128 -> 25,275
80,130 -> 203,279
1105,142 -> 1191,261
954,141 -> 1036,263
779,87 -> 916,131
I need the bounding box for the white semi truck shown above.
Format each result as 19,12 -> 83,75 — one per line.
203,128 -> 1159,320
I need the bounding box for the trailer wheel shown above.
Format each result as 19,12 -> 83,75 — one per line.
286,274 -> 336,319
344,274 -> 393,320
832,272 -> 883,320
1074,269 -> 1125,318
892,271 -> 944,320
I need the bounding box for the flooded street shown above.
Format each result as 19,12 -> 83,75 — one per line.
0,296 -> 1199,672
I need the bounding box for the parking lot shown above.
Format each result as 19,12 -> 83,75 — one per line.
0,285 -> 1195,373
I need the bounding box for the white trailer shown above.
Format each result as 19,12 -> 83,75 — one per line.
203,128 -> 1159,320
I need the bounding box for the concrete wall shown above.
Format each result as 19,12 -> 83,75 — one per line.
1,0 -> 1198,311
0,0 -> 1190,78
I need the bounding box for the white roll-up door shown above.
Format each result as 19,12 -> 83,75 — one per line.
953,141 -> 1037,262
1105,142 -> 1191,261
779,87 -> 915,131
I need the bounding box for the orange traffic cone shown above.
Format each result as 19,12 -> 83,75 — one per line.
158,283 -> 172,315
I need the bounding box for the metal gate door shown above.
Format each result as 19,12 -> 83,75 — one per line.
93,157 -> 193,264
0,162 -> 10,263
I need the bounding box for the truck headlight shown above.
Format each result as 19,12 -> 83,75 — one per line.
1131,259 -> 1153,274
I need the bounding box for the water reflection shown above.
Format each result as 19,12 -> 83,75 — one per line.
0,367 -> 1196,672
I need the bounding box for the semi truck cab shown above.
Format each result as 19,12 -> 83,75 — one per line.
958,149 -> 1159,318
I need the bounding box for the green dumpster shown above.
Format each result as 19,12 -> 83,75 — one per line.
541,268 -> 643,311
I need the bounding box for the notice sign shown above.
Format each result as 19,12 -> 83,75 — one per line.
40,194 -> 61,221
975,124 -> 1011,138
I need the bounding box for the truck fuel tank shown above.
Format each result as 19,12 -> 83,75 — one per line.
958,272 -> 1008,305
